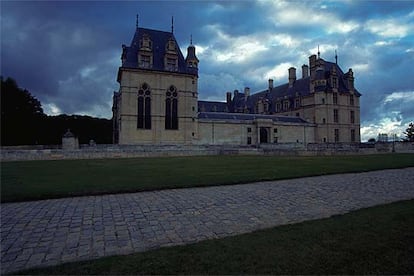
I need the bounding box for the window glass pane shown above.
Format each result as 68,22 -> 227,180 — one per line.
137,97 -> 144,128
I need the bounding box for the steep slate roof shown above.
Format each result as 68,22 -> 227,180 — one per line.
230,59 -> 361,114
198,112 -> 312,124
198,101 -> 229,112
121,27 -> 196,75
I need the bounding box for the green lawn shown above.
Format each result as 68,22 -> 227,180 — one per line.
1,154 -> 413,203
16,200 -> 414,275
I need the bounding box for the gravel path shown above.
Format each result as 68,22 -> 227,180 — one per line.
1,168 -> 414,273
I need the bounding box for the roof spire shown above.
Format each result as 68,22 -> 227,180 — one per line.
317,45 -> 320,59
335,49 -> 338,64
136,14 -> 139,29
190,34 -> 193,45
171,16 -> 174,33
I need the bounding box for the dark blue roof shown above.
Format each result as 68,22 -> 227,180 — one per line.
198,112 -> 312,124
231,59 -> 361,113
198,101 -> 229,112
122,27 -> 196,76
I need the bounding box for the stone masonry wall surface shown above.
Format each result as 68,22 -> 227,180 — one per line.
1,142 -> 413,161
1,168 -> 414,274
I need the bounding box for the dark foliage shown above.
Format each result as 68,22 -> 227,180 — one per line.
403,122 -> 414,142
1,77 -> 112,146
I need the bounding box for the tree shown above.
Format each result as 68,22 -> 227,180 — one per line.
1,76 -> 112,146
1,76 -> 45,145
403,122 -> 414,142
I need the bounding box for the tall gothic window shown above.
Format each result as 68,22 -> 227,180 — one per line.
165,85 -> 178,130
137,83 -> 151,129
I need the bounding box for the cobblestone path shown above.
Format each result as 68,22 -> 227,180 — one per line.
2,168 -> 414,273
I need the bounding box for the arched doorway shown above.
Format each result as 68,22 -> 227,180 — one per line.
260,127 -> 269,144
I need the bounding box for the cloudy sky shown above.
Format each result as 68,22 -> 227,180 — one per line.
1,0 -> 413,141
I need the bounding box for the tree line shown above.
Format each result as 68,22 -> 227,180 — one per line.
1,77 -> 112,146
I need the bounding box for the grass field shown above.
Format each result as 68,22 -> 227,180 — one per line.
2,154 -> 414,202
17,199 -> 414,275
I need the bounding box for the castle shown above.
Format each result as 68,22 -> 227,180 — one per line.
112,24 -> 361,145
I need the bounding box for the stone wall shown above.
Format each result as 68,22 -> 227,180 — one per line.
1,142 -> 413,162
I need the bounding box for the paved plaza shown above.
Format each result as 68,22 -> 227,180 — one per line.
1,168 -> 414,273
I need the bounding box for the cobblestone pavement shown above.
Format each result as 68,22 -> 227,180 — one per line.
1,168 -> 414,274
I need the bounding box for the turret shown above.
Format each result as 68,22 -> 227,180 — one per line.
185,36 -> 199,75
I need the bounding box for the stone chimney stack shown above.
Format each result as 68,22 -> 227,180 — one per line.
244,87 -> 250,102
288,67 -> 296,87
347,68 -> 354,91
268,79 -> 274,90
244,87 -> 250,97
226,92 -> 232,104
309,54 -> 317,79
302,64 -> 309,78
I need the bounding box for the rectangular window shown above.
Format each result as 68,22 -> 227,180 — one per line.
274,128 -> 278,133
273,137 -> 278,143
334,109 -> 339,123
140,55 -> 151,68
334,129 -> 339,142
295,98 -> 300,108
276,103 -> 281,112
247,137 -> 252,145
350,110 -> 355,124
351,129 -> 356,142
332,77 -> 338,88
333,93 -> 338,105
350,95 -> 354,106
283,101 -> 289,111
247,127 -> 252,133
166,58 -> 177,71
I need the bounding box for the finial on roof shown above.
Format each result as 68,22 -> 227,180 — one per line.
171,16 -> 174,33
190,34 -> 193,45
318,45 -> 320,59
335,49 -> 338,64
136,14 -> 139,29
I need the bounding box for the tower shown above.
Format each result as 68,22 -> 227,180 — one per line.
113,22 -> 199,145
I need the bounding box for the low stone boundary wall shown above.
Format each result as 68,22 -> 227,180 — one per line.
1,142 -> 413,161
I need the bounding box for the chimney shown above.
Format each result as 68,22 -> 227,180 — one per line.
309,54 -> 317,79
226,92 -> 232,104
234,89 -> 239,97
268,79 -> 274,90
288,67 -> 296,87
347,68 -> 354,91
302,64 -> 309,78
244,87 -> 250,97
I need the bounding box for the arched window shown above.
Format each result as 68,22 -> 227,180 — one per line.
137,83 -> 151,129
165,85 -> 178,130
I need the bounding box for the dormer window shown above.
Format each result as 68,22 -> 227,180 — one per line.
166,38 -> 177,53
140,34 -> 152,50
332,77 -> 338,88
139,54 -> 152,68
165,57 -> 178,71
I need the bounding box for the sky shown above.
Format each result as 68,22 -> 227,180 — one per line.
1,0 -> 413,141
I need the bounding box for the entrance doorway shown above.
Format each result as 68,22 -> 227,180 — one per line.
260,127 -> 269,144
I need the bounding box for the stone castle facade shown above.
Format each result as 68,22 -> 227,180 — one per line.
113,25 -> 361,145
